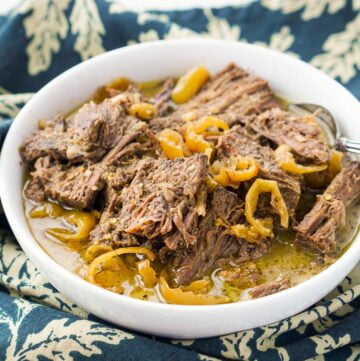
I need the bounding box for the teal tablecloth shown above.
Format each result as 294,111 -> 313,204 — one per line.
1,1 -> 360,360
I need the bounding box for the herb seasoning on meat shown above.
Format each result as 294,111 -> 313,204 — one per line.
21,64 -> 360,304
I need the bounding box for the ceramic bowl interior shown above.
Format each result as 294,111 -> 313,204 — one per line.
1,39 -> 360,339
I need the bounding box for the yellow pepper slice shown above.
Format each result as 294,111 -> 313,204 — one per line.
30,202 -> 64,218
184,116 -> 228,159
180,278 -> 211,294
137,259 -> 158,288
91,256 -> 130,292
128,102 -> 157,120
46,211 -> 97,241
87,247 -> 155,285
211,166 -> 230,187
191,116 -> 229,136
30,202 -> 97,242
328,150 -> 343,176
159,277 -> 229,305
106,77 -> 130,91
171,66 -> 210,104
274,144 -> 328,174
210,156 -> 259,188
184,127 -> 212,153
245,179 -> 289,237
84,244 -> 113,262
230,220 -> 273,243
157,128 -> 190,159
216,217 -> 272,243
227,156 -> 259,182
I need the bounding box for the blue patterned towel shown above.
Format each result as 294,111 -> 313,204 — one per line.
0,1 -> 360,360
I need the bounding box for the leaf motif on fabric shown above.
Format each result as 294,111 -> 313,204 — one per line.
137,12 -> 169,25
106,0 -> 128,14
0,93 -> 33,118
345,345 -> 360,361
128,29 -> 161,45
347,265 -> 360,287
129,9 -> 241,45
255,320 -> 292,352
0,231 -> 87,317
202,9 -> 241,40
311,334 -> 351,354
15,319 -> 134,360
310,13 -> 360,83
255,26 -> 299,57
0,297 -> 134,361
261,0 -> 347,20
19,0 -> 70,75
312,303 -> 355,333
0,298 -> 39,359
220,330 -> 255,360
251,285 -> 360,352
70,0 -> 106,60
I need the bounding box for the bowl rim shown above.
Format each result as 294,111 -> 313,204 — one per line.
1,38 -> 360,315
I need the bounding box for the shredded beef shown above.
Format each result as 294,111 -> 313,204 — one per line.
168,188 -> 271,286
20,62 -> 360,301
102,121 -> 163,166
295,161 -> 360,254
249,276 -> 291,298
217,127 -> 301,214
20,96 -> 142,163
150,78 -> 176,116
150,63 -> 278,132
25,156 -> 103,209
248,107 -> 331,164
90,154 -> 207,245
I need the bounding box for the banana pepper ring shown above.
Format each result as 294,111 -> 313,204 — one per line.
274,144 -> 327,174
84,244 -> 113,262
328,150 -> 343,176
46,211 -> 97,241
157,128 -> 190,159
211,156 -> 259,188
185,116 -> 229,159
245,179 -> 289,237
171,66 -> 210,104
216,217 -> 272,243
159,277 -> 229,305
87,247 -> 155,285
180,278 -> 211,294
137,259 -> 158,288
191,116 -> 229,136
30,202 -> 64,218
230,219 -> 273,243
128,102 -> 157,120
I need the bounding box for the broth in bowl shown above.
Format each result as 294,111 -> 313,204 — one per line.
22,64 -> 360,305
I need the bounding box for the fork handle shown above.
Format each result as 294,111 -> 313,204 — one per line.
336,137 -> 360,154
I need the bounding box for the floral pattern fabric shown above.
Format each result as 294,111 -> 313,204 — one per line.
0,1 -> 360,360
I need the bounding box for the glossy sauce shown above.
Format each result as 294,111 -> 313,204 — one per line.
23,78 -> 360,304
25,196 -> 360,303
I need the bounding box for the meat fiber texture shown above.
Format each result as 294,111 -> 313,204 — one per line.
21,63 -> 358,286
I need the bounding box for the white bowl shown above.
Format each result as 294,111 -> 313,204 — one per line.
1,39 -> 360,339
